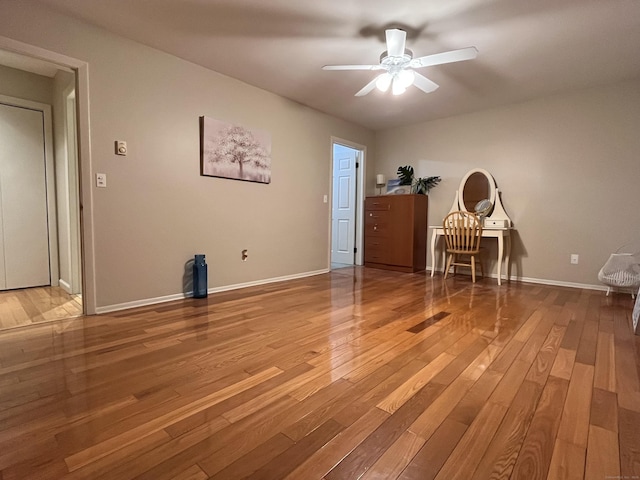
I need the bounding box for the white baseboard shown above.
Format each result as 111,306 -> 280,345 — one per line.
427,265 -> 607,292
59,279 -> 72,294
95,268 -> 330,314
512,275 -> 607,292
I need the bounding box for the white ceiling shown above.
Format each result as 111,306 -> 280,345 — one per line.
31,0 -> 640,130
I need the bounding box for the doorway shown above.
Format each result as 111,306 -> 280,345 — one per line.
0,50 -> 84,328
330,139 -> 365,269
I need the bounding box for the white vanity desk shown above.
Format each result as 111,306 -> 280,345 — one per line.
430,168 -> 514,285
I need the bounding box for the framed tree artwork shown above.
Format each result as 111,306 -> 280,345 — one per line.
200,116 -> 271,184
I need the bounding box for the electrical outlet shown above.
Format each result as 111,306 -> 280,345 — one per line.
570,254 -> 579,265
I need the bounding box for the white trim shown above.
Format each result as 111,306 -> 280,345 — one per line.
427,265 -> 607,291
329,137 -> 367,267
510,275 -> 607,292
95,269 -> 330,314
0,36 -> 97,314
59,278 -> 72,294
0,95 -> 59,288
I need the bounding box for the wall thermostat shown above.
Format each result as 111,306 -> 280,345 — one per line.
115,140 -> 127,156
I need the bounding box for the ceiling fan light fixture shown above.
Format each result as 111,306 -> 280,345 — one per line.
375,73 -> 392,92
391,76 -> 406,95
323,28 -> 476,98
397,69 -> 415,89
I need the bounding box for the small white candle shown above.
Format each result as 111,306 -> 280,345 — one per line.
376,174 -> 385,185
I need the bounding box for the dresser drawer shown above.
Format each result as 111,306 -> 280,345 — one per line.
364,222 -> 389,238
365,198 -> 391,211
365,210 -> 389,222
364,242 -> 389,263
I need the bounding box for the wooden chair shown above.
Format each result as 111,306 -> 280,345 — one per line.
442,211 -> 484,283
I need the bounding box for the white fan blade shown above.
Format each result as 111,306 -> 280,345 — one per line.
410,47 -> 478,68
412,72 -> 439,93
386,29 -> 406,57
322,64 -> 382,71
355,76 -> 380,97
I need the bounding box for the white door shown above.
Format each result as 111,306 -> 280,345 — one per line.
331,144 -> 358,265
0,103 -> 51,290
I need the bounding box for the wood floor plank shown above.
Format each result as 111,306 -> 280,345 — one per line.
359,430 -> 424,480
244,419 -> 344,480
326,383 -> 446,480
556,362 -> 594,448
0,269 -> 637,479
208,433 -> 293,479
0,286 -> 82,331
590,387 -> 618,433
447,369 -> 503,426
284,407 -> 389,480
397,419 -> 467,480
470,380 -> 543,480
64,366 -> 284,471
585,425 -> 619,480
619,407 -> 640,477
433,401 -> 508,480
593,331 -> 616,392
409,374 -> 476,440
549,347 -> 576,381
546,438 -> 585,480
511,376 -> 569,480
376,352 -> 455,413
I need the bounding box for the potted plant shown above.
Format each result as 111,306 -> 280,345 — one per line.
397,165 -> 441,195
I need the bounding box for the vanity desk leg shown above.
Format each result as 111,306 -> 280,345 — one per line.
497,235 -> 504,286
430,230 -> 438,277
505,233 -> 512,283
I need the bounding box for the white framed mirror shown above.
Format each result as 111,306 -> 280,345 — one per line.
457,168 -> 496,213
448,168 -> 512,228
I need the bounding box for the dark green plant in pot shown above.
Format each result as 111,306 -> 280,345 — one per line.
396,165 -> 441,195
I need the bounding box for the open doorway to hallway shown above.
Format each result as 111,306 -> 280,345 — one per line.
0,50 -> 83,330
330,139 -> 365,270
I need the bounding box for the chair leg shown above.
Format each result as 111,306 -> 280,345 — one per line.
444,254 -> 454,279
471,256 -> 476,283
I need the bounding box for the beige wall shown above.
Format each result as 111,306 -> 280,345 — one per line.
376,79 -> 640,287
0,64 -> 53,105
0,1 -> 375,309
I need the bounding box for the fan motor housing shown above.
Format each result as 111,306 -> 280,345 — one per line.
380,49 -> 413,66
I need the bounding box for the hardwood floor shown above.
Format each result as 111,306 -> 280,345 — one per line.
0,286 -> 82,330
0,268 -> 638,479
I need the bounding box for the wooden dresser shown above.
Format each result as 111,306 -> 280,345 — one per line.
364,194 -> 428,273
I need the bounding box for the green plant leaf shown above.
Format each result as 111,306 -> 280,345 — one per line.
397,165 -> 414,186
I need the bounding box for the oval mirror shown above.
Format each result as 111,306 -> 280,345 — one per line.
457,168 -> 496,213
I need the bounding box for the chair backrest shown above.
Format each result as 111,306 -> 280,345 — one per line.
443,211 -> 483,253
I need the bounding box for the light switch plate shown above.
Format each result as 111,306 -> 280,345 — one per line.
96,173 -> 107,188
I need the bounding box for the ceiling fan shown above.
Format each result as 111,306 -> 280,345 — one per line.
322,29 -> 478,96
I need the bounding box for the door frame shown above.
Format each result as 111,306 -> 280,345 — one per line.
0,95 -> 59,288
329,137 -> 366,267
0,35 -> 96,314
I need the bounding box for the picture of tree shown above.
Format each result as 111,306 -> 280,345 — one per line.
200,117 -> 271,184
